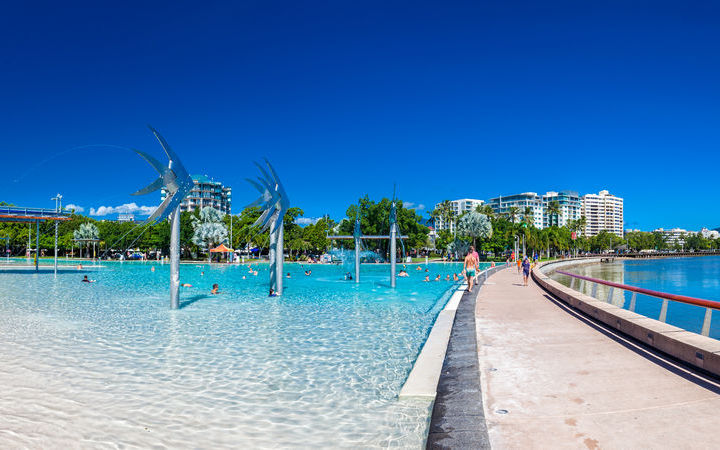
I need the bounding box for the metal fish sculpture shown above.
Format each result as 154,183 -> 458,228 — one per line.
245,159 -> 290,232
131,126 -> 194,223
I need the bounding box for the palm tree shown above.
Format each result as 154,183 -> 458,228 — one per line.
73,222 -> 99,258
522,206 -> 534,227
546,201 -> 561,227
506,206 -> 520,224
476,204 -> 495,219
437,200 -> 457,235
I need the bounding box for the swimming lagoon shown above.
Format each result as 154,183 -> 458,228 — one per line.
0,260 -> 474,447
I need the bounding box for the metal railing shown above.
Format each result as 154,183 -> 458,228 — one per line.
557,270 -> 720,337
0,206 -> 71,218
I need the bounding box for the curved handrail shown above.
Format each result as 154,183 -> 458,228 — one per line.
556,270 -> 720,311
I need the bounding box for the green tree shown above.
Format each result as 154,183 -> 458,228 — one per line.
456,211 -> 493,248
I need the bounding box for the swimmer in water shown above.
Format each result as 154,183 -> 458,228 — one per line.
181,283 -> 192,287
423,275 -> 430,282
151,266 -> 155,272
269,288 -> 279,297
286,272 -> 291,278
345,272 -> 353,281
434,274 -> 441,281
398,269 -> 409,277
81,275 -> 95,283
211,283 -> 221,294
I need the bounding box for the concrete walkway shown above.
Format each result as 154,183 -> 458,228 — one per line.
476,267 -> 720,449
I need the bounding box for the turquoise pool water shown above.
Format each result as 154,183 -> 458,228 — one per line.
551,256 -> 720,339
0,260 -> 474,447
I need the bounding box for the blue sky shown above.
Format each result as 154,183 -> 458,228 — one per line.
1,1 -> 719,230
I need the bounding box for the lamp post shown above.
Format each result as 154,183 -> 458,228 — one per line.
51,194 -> 62,275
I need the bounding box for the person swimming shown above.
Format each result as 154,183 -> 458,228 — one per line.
398,270 -> 409,277
423,275 -> 430,282
211,283 -> 220,294
345,272 -> 353,281
269,288 -> 278,297
453,273 -> 459,281
305,269 -> 312,276
434,274 -> 441,281
151,266 -> 155,272
286,272 -> 291,278
81,275 -> 95,283
416,266 -> 422,271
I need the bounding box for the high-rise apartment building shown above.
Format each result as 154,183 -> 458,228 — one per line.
487,192 -> 544,228
582,190 -> 623,237
162,174 -> 232,214
542,190 -> 582,228
433,198 -> 484,233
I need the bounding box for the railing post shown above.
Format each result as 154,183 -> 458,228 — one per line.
569,277 -> 576,289
591,282 -> 598,299
606,287 -> 614,303
701,308 -> 713,337
629,292 -> 637,312
659,299 -> 669,323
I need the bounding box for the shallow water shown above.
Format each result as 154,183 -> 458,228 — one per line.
551,256 -> 720,339
0,260 -> 470,448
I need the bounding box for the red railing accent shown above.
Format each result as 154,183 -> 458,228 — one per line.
556,270 -> 720,311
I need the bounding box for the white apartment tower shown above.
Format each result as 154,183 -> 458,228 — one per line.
582,190 -> 624,237
434,198 -> 485,233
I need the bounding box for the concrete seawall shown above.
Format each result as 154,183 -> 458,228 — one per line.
535,259 -> 720,377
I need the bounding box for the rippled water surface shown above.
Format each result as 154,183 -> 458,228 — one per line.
551,256 -> 720,338
0,260 -> 468,448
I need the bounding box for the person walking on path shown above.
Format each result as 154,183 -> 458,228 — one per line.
463,251 -> 478,292
522,256 -> 531,286
470,245 -> 480,283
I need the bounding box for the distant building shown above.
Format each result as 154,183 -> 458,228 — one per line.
487,192 -> 544,228
434,198 -> 484,233
582,190 -> 624,237
652,228 -> 690,246
700,227 -> 720,239
162,174 -> 232,214
117,214 -> 135,222
542,190 -> 582,228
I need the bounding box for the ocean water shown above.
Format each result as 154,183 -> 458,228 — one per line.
0,260 -> 471,448
551,256 -> 720,339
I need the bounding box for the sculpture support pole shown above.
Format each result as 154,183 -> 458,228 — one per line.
390,221 -> 397,288
276,223 -> 284,295
35,219 -> 39,272
169,206 -> 180,309
354,236 -> 360,283
269,225 -> 277,292
54,221 -> 58,276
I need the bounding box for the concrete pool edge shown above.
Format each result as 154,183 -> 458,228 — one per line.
399,265 -> 504,399
536,258 -> 720,377
398,285 -> 466,399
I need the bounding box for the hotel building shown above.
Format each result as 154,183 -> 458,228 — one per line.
487,193 -> 544,228
162,174 -> 232,214
652,228 -> 689,246
582,190 -> 624,237
542,190 -> 582,228
433,198 -> 484,233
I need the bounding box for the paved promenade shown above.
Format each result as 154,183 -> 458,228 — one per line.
475,267 -> 720,449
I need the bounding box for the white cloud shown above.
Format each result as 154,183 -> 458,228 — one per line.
89,202 -> 157,216
295,217 -> 321,225
404,202 -> 425,211
64,204 -> 84,213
